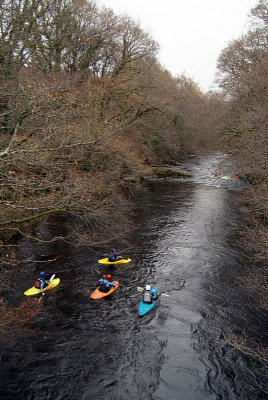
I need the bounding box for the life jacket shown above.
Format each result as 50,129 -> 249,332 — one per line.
35,279 -> 41,288
108,253 -> 117,262
35,278 -> 48,289
100,278 -> 110,288
143,291 -> 152,303
98,278 -> 111,292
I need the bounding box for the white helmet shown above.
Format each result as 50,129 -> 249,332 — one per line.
146,284 -> 151,291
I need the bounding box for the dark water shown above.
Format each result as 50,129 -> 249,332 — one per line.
0,153 -> 266,400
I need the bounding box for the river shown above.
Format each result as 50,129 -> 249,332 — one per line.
0,153 -> 265,400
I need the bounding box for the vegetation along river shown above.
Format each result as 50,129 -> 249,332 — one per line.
1,153 -> 265,400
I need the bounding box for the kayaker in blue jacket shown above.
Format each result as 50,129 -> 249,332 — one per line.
108,248 -> 121,262
143,285 -> 159,303
35,272 -> 49,296
98,274 -> 116,292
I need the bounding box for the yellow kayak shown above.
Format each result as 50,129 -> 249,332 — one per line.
98,258 -> 131,265
24,278 -> 60,296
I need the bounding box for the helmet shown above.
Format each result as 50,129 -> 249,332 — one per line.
106,274 -> 112,280
111,248 -> 116,252
39,272 -> 45,278
146,284 -> 151,291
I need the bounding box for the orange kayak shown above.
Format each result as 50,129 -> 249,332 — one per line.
90,281 -> 119,299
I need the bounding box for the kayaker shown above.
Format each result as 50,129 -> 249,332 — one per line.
108,248 -> 121,262
143,285 -> 159,303
35,272 -> 49,296
98,274 -> 117,292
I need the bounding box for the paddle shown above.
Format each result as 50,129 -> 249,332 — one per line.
137,286 -> 169,297
94,269 -> 101,274
49,274 -> 55,282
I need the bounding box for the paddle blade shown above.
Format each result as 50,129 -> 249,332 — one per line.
137,286 -> 143,292
50,274 -> 55,282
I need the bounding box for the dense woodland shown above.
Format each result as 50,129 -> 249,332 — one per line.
216,0 -> 268,382
0,0 -> 223,246
217,0 -> 267,301
0,0 -> 267,388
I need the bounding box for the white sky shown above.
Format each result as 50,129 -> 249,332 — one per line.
97,0 -> 258,92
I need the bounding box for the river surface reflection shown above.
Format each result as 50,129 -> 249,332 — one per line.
0,153 -> 263,400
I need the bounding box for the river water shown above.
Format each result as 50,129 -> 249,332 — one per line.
0,153 -> 265,400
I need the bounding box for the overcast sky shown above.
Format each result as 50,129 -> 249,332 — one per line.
97,0 -> 258,92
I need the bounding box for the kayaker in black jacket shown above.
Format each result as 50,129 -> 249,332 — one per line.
108,249 -> 120,262
98,274 -> 116,292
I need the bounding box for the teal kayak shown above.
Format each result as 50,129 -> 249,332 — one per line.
139,286 -> 158,316
139,299 -> 156,316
